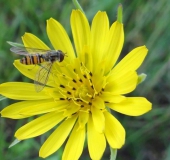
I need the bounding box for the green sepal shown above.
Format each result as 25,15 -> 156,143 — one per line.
117,4 -> 123,23
137,73 -> 147,85
110,148 -> 117,160
72,0 -> 84,13
9,139 -> 21,148
7,41 -> 24,48
0,95 -> 6,101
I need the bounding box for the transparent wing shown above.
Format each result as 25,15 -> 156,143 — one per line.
10,46 -> 51,55
34,62 -> 53,92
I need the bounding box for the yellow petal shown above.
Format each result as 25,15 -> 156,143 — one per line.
15,112 -> 65,140
92,96 -> 105,109
62,121 -> 85,160
39,114 -> 78,158
71,10 -> 90,63
87,115 -> 106,160
0,82 -> 51,100
90,11 -> 109,72
47,18 -> 75,61
81,45 -> 93,71
108,97 -> 152,116
100,92 -> 126,103
22,33 -> 50,49
63,104 -> 80,117
57,62 -> 78,81
0,99 -> 58,119
13,60 -> 56,87
19,100 -> 69,116
91,106 -> 105,133
105,71 -> 138,94
104,21 -> 124,74
92,66 -> 105,92
110,46 -> 148,76
78,111 -> 89,129
104,111 -> 125,148
14,60 -> 37,81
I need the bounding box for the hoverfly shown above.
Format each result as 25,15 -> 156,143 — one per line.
10,46 -> 65,92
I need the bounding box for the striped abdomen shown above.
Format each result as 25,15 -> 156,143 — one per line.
20,54 -> 45,65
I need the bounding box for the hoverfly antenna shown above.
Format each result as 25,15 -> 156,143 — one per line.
64,52 -> 68,57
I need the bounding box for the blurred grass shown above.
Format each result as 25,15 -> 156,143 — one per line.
0,0 -> 170,160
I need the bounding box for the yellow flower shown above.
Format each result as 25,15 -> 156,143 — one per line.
0,10 -> 152,160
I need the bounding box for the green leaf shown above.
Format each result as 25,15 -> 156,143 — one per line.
7,41 -> 24,48
0,95 -> 6,101
110,148 -> 117,160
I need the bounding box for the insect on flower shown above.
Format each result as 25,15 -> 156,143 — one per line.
0,9 -> 153,160
10,46 -> 65,92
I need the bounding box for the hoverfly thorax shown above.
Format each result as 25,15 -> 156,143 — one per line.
46,50 -> 65,63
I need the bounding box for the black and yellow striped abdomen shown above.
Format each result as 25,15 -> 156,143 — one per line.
20,54 -> 45,65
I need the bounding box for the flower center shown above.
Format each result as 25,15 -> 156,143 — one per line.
53,59 -> 105,114
75,85 -> 88,99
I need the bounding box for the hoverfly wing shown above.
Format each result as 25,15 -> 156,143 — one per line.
34,62 -> 52,92
10,46 -> 30,55
10,46 -> 51,55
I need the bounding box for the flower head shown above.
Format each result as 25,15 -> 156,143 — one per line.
0,10 -> 151,160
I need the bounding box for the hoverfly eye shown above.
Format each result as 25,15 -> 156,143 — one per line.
59,53 -> 65,62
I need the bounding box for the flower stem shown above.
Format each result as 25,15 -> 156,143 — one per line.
117,4 -> 123,23
110,148 -> 117,160
72,0 -> 84,13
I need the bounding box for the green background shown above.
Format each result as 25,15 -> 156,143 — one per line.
0,0 -> 170,160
